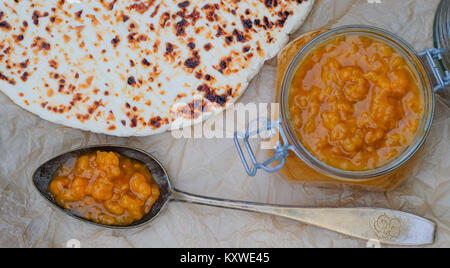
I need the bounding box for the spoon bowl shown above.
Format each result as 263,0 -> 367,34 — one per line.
32,145 -> 172,229
33,145 -> 437,245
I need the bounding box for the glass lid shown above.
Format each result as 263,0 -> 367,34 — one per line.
432,0 -> 450,106
434,0 -> 450,72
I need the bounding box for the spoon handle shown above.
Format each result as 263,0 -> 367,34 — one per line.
171,189 -> 436,246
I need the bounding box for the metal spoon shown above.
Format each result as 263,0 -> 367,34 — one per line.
32,145 -> 436,246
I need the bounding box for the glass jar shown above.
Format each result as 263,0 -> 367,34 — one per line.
433,0 -> 450,106
234,4 -> 449,192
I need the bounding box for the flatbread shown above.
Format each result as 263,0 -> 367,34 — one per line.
0,0 -> 314,136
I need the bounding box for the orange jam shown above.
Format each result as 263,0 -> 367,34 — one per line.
49,151 -> 160,226
289,35 -> 424,171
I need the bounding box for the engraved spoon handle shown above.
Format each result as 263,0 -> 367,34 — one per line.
171,189 -> 436,246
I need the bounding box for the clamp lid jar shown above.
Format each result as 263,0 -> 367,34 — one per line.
234,2 -> 449,191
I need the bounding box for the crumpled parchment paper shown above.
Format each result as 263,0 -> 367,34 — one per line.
0,0 -> 448,248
